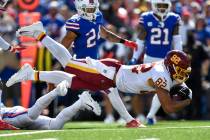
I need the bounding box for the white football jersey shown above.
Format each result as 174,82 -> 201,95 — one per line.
115,61 -> 178,94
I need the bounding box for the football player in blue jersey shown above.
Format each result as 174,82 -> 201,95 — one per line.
130,0 -> 184,125
61,0 -> 140,127
61,0 -> 137,59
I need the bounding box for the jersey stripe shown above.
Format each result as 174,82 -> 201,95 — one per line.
66,22 -> 80,26
65,25 -> 80,30
66,62 -> 99,74
2,111 -> 28,119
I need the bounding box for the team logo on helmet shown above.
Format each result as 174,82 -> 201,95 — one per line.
164,50 -> 191,83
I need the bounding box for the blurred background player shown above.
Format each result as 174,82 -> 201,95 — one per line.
1,80 -> 101,130
130,0 -> 183,124
61,0 -> 137,124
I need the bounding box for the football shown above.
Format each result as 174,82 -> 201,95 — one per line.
170,84 -> 191,101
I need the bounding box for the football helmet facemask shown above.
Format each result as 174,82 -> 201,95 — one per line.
164,50 -> 191,83
151,0 -> 171,20
75,0 -> 99,21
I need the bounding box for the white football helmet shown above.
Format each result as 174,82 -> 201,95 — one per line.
75,0 -> 99,21
151,0 -> 171,20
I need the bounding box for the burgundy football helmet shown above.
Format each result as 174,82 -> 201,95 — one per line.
164,50 -> 191,83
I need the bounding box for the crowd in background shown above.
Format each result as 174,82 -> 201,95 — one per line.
0,0 -> 210,121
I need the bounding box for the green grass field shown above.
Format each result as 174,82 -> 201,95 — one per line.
1,121 -> 210,140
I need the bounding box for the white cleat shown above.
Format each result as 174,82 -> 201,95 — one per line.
16,21 -> 45,38
79,91 -> 101,116
55,80 -> 69,96
6,63 -> 34,87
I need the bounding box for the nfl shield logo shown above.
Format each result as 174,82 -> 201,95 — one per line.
148,22 -> 153,27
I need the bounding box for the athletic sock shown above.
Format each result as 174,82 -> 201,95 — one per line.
49,99 -> 82,129
147,94 -> 161,118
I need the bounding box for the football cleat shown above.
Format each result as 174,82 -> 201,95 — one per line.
55,80 -> 69,96
79,91 -> 101,116
6,63 -> 34,87
126,119 -> 146,128
0,120 -> 19,130
16,21 -> 45,38
146,117 -> 157,125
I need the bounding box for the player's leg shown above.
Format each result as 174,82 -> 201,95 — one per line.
107,88 -> 134,123
6,63 -> 104,91
28,80 -> 69,120
6,63 -> 75,87
16,22 -> 72,67
49,91 -> 101,129
146,94 -> 161,125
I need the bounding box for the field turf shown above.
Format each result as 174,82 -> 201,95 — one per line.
0,121 -> 210,140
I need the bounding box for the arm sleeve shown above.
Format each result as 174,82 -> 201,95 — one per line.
0,36 -> 10,50
132,39 -> 144,60
173,35 -> 183,51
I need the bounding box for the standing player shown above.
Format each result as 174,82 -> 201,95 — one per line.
130,0 -> 183,124
61,0 -> 138,126
62,0 -> 137,58
1,80 -> 101,130
7,24 -> 192,120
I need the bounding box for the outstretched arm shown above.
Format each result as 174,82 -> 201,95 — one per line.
129,24 -> 146,64
156,86 -> 191,114
100,26 -> 137,50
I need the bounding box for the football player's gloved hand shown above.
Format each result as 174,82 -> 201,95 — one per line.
9,45 -> 26,53
128,58 -> 137,65
170,85 -> 192,100
123,40 -> 138,51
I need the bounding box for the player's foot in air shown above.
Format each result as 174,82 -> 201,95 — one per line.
55,80 -> 69,96
16,21 -> 45,38
146,117 -> 157,125
79,91 -> 101,116
126,119 -> 146,128
6,63 -> 34,87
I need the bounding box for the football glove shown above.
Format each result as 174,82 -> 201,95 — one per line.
170,85 -> 192,100
123,40 -> 137,51
9,45 -> 26,53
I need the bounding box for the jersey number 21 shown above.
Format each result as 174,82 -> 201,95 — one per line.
151,28 -> 169,45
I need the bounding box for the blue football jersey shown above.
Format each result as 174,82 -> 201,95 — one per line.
140,12 -> 182,58
65,12 -> 104,59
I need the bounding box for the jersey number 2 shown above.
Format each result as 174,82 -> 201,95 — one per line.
86,29 -> 97,48
151,28 -> 169,45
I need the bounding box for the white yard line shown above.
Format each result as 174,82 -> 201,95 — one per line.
65,125 -> 210,131
0,130 -> 63,137
1,125 -> 210,137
